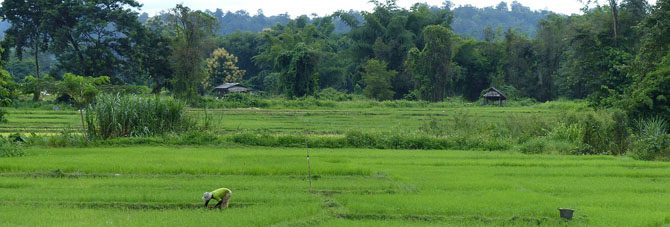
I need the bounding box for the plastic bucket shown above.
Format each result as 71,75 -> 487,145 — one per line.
558,208 -> 574,220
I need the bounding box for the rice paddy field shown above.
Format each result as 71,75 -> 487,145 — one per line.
2,146 -> 670,226
0,102 -> 573,135
2,102 -> 669,226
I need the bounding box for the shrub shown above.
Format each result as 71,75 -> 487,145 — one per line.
0,139 -> 24,157
0,108 -> 7,123
610,110 -> 631,155
547,122 -> 582,143
47,129 -> 88,147
518,138 -> 547,154
631,134 -> 670,160
500,114 -> 552,142
631,117 -> 670,160
217,93 -> 270,108
578,113 -> 611,154
85,94 -> 193,139
318,88 -> 355,101
100,85 -> 151,95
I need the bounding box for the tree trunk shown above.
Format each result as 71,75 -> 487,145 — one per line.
67,32 -> 88,75
32,36 -> 41,102
610,0 -> 619,43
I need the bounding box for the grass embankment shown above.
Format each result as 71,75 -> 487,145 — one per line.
1,146 -> 669,226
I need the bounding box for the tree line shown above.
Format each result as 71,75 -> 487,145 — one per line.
0,0 -> 668,119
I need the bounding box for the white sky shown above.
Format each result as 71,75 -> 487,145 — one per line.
138,0 -> 658,17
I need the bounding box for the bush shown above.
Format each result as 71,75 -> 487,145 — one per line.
318,88 -> 355,101
85,94 -> 193,139
547,122 -> 582,143
100,85 -> 151,95
212,93 -> 270,108
578,113 -> 611,154
46,129 -> 88,147
518,138 -> 547,154
0,139 -> 24,157
0,108 -> 7,123
631,134 -> 670,160
631,117 -> 670,160
610,110 -> 631,155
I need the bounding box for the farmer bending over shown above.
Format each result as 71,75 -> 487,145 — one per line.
203,188 -> 232,209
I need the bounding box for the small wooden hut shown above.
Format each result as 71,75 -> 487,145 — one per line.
482,87 -> 507,105
213,83 -> 252,96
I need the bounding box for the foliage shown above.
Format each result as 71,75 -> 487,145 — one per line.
167,4 -> 218,102
45,0 -> 145,81
137,19 -> 174,93
56,73 -> 110,109
99,85 -> 151,95
621,62 -> 670,121
631,117 -> 670,160
205,47 -> 245,88
451,2 -> 553,40
406,25 -> 454,102
276,43 -> 320,98
0,0 -> 50,100
85,94 -> 193,139
318,88 -> 356,101
610,109 -> 631,155
0,69 -> 18,106
20,75 -> 54,98
0,138 -> 23,157
361,59 -> 395,101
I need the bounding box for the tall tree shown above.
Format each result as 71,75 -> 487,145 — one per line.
361,59 -> 395,100
0,0 -> 50,101
166,4 -> 217,101
345,1 -> 451,98
610,0 -> 620,42
638,0 -> 670,71
206,48 -> 245,88
276,43 -> 320,98
406,25 -> 454,102
44,0 -> 144,82
138,18 -> 174,93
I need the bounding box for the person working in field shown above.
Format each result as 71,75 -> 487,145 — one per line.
203,188 -> 233,209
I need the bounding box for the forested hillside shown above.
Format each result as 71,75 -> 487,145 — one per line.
202,1 -> 551,39
451,2 -> 553,39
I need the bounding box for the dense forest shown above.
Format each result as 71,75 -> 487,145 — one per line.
185,2 -> 552,39
0,0 -> 668,120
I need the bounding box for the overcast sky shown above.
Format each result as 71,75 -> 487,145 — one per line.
137,0 -> 658,16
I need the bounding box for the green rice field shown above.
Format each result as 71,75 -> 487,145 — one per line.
1,102 -> 572,135
2,102 -> 666,226
2,146 -> 670,226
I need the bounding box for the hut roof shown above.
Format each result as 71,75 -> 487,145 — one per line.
214,83 -> 243,89
482,87 -> 507,100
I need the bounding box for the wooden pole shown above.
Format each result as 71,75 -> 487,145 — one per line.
307,143 -> 312,192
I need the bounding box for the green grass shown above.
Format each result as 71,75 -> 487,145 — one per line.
2,146 -> 670,226
1,102 -> 571,135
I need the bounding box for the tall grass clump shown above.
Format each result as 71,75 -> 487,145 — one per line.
85,94 -> 193,139
631,117 -> 670,160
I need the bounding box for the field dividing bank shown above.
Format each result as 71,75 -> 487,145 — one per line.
0,105 -> 565,135
1,146 -> 670,226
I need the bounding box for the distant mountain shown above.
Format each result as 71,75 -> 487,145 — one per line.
0,2 -> 552,40
208,2 -> 552,39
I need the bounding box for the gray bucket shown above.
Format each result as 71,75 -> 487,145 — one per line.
558,208 -> 574,220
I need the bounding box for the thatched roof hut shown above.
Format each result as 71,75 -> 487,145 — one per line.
482,87 -> 507,105
213,83 -> 252,96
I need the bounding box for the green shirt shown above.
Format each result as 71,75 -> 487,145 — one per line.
211,188 -> 232,201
